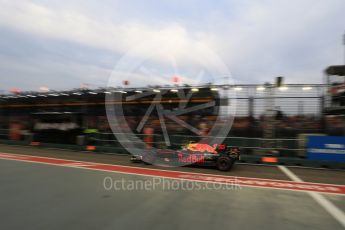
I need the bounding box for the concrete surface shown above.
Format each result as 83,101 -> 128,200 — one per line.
0,159 -> 344,230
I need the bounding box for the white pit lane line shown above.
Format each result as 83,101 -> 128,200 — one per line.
278,165 -> 345,228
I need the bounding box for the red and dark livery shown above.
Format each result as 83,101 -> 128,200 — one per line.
130,143 -> 240,171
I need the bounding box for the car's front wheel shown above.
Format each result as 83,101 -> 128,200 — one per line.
216,156 -> 234,171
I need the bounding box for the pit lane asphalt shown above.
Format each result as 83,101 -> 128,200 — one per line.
0,144 -> 344,185
1,158 -> 345,230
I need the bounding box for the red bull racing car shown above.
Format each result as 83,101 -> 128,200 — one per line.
130,143 -> 240,171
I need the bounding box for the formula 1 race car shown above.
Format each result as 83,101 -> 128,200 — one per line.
130,143 -> 240,171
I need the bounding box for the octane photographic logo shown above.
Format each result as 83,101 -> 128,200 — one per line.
106,37 -> 237,167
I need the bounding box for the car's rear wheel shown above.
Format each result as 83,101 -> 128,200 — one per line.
216,156 -> 234,171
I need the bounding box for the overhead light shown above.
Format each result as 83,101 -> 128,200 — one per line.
104,91 -> 111,94
60,93 -> 69,96
135,90 -> 143,93
302,86 -> 312,91
256,86 -> 265,91
234,87 -> 242,91
48,93 -> 59,96
27,95 -> 37,98
170,89 -> 178,92
88,92 -> 98,95
153,89 -> 161,93
279,86 -> 288,91
114,90 -> 127,94
191,88 -> 199,92
210,88 -> 219,91
73,92 -> 82,95
39,94 -> 47,97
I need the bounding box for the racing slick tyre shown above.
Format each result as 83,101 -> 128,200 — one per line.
216,156 -> 234,171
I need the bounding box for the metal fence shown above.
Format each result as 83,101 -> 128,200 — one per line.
218,84 -> 325,117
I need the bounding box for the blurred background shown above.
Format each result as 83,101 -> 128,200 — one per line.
0,1 -> 344,166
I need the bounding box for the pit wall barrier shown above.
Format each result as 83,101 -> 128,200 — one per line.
0,135 -> 345,170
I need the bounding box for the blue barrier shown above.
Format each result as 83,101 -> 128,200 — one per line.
307,136 -> 345,162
